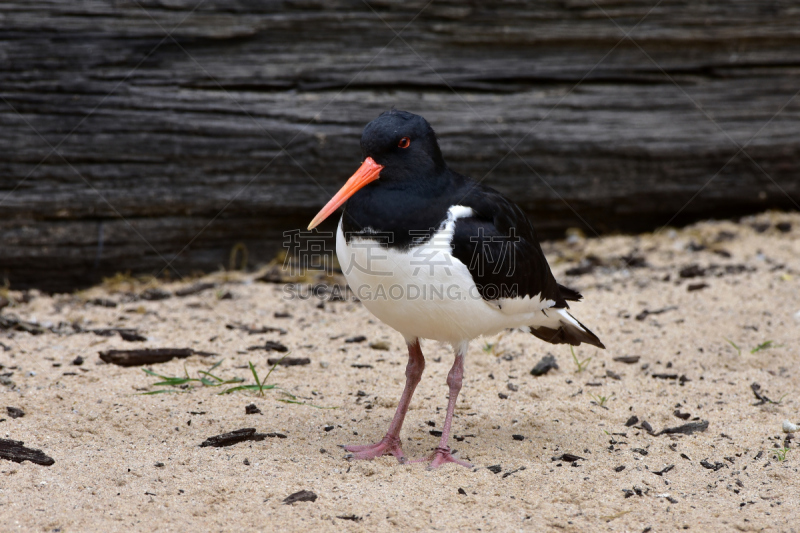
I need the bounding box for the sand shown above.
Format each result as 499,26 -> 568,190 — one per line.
1,211 -> 798,532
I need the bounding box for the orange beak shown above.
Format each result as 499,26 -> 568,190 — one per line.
307,157 -> 384,230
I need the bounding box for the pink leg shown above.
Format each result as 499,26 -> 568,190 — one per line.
423,345 -> 472,469
343,339 -> 425,463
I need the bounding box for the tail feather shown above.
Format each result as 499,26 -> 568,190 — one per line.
558,284 -> 583,302
529,308 -> 605,349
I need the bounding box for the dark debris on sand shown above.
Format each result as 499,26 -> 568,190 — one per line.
530,354 -> 559,376
199,428 -> 281,448
283,490 -> 317,504
655,420 -> 709,436
552,453 -> 584,463
0,438 -> 54,466
99,348 -> 213,367
267,356 -> 309,366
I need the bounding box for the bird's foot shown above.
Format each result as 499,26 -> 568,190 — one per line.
342,434 -> 406,463
416,446 -> 472,470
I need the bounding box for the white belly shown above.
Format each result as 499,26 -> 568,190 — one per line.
335,208 -> 554,346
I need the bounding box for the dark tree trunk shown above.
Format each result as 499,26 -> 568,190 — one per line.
1,1 -> 799,291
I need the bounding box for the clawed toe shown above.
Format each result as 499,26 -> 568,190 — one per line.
341,435 -> 406,463
426,447 -> 472,470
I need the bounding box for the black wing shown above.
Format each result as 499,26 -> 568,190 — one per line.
450,182 -> 576,308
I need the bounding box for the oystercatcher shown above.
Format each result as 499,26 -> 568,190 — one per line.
308,110 -> 605,469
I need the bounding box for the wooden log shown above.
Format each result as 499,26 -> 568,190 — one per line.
1,1 -> 799,291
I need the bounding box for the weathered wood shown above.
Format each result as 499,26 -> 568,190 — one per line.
199,428 -> 268,448
1,1 -> 799,291
98,347 -> 195,366
198,427 -> 285,447
266,357 -> 310,366
0,438 -> 55,466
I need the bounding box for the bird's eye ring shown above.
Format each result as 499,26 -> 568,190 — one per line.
398,137 -> 411,149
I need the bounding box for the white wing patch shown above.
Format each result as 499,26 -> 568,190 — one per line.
489,293 -> 557,315
448,205 -> 474,221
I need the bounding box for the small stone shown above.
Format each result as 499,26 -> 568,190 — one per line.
552,453 -> 584,463
368,341 -> 390,351
140,288 -> 172,301
263,341 -> 289,352
530,354 -> 558,376
283,490 -> 317,504
782,420 -> 798,433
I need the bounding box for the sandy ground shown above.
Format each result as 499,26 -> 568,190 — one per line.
1,211 -> 799,532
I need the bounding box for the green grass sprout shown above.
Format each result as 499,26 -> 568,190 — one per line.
771,447 -> 789,461
589,392 -> 614,408
140,355 -> 336,408
750,340 -> 783,354
724,337 -> 742,356
141,360 -> 243,394
482,332 -> 507,357
220,353 -> 289,395
570,346 -> 591,373
771,392 -> 789,405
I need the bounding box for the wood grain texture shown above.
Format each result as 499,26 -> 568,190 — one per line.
1,1 -> 799,290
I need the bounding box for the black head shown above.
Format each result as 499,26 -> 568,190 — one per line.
307,110 -> 451,230
360,110 -> 447,182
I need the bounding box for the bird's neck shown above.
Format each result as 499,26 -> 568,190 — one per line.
341,170 -> 467,248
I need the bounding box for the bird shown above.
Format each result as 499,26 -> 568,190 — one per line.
308,109 -> 605,469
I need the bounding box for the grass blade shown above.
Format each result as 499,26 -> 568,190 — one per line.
249,361 -> 263,396
724,337 -> 742,356
219,384 -> 277,395
750,340 -> 775,354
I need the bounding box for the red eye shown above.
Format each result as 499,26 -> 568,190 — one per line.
398,137 -> 410,149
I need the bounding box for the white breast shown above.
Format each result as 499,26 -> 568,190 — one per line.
336,206 -> 557,346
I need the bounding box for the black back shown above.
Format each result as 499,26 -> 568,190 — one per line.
451,183 -> 573,309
